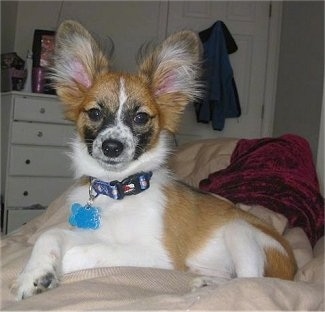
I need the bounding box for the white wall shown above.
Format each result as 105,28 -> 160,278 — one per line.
13,1 -> 61,57
273,1 -> 324,161
1,1 -> 18,53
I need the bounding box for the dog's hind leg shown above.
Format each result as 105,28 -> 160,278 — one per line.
224,220 -> 266,278
14,229 -> 87,300
189,220 -> 266,292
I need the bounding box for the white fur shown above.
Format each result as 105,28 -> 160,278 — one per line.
62,173 -> 172,273
118,78 -> 127,117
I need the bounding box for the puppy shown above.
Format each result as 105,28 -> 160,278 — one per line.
14,20 -> 296,300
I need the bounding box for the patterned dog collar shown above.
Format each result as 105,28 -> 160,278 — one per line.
90,171 -> 153,200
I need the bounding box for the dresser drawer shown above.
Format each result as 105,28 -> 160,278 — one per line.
13,95 -> 70,124
9,145 -> 73,177
6,209 -> 45,234
6,177 -> 73,207
11,121 -> 75,146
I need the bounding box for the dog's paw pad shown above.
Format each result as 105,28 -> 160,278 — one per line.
14,270 -> 59,300
34,272 -> 58,293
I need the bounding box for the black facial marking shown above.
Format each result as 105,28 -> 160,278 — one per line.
116,99 -> 156,159
134,129 -> 154,159
83,104 -> 117,155
84,126 -> 97,155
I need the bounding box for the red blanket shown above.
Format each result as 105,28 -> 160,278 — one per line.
200,134 -> 324,246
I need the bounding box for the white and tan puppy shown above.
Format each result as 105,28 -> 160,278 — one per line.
14,20 -> 296,300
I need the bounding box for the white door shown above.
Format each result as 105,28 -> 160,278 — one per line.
166,1 -> 272,143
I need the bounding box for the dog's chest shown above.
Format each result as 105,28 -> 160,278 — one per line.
69,184 -> 166,245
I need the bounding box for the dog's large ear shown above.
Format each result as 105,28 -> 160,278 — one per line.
138,31 -> 202,133
50,20 -> 109,120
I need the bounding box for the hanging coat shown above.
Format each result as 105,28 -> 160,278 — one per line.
196,21 -> 241,131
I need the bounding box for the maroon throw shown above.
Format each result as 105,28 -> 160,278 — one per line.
199,134 -> 324,246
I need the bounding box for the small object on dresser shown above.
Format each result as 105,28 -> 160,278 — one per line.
32,67 -> 45,93
1,52 -> 26,91
22,50 -> 33,92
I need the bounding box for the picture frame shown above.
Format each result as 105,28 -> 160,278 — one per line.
32,29 -> 55,68
32,29 -> 56,94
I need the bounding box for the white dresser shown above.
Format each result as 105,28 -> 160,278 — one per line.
1,92 -> 75,234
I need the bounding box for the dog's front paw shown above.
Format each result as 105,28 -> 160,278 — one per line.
14,269 -> 59,300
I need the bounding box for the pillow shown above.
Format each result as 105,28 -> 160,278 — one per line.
236,203 -> 288,235
295,253 -> 324,284
284,227 -> 313,269
169,138 -> 238,188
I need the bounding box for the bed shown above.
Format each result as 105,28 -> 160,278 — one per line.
1,134 -> 324,310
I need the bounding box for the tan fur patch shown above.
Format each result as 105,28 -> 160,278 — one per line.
264,247 -> 296,280
156,93 -> 191,133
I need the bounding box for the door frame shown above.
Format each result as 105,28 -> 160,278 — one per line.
261,1 -> 283,137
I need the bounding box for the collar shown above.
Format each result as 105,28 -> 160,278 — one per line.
89,171 -> 153,200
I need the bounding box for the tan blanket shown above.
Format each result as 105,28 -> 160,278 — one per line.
1,138 -> 324,310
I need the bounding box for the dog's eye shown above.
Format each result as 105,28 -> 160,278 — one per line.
87,108 -> 102,122
134,112 -> 149,125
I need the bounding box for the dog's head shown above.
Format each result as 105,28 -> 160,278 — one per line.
50,20 -> 202,179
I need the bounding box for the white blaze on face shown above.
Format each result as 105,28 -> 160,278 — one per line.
117,78 -> 128,123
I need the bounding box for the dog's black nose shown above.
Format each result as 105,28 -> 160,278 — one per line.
102,139 -> 124,158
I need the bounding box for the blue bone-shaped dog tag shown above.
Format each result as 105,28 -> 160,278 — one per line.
69,203 -> 101,230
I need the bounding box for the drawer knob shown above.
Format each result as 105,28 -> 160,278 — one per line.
40,107 -> 46,114
25,159 -> 31,164
37,131 -> 43,137
23,191 -> 29,196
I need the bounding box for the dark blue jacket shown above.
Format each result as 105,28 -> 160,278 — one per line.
196,21 -> 241,131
